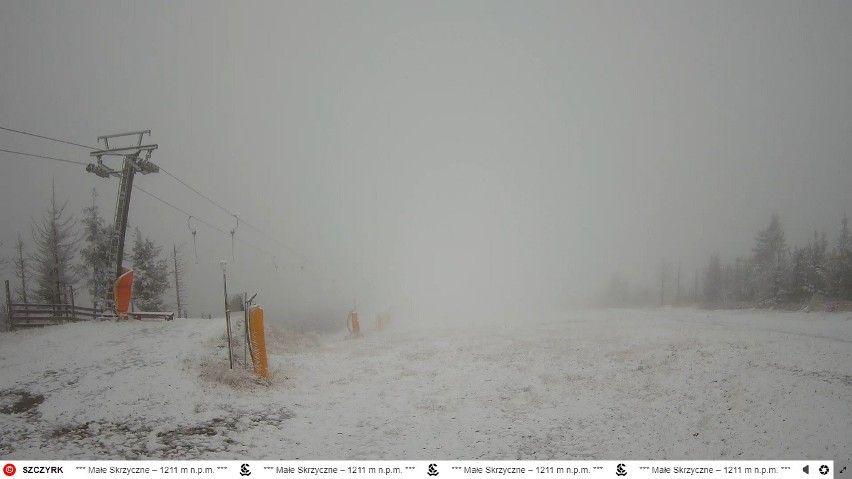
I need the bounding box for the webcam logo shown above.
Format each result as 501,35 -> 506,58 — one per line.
240,464 -> 251,477
427,464 -> 438,476
616,464 -> 627,477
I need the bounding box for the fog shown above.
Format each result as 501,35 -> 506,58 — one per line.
2,1 -> 852,328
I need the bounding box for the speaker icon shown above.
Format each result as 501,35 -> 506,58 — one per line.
804,466 -> 809,474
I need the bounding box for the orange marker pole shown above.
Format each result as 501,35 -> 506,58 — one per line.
351,311 -> 360,337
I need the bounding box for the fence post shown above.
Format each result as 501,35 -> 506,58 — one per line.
243,292 -> 249,370
69,285 -> 76,322
4,280 -> 12,331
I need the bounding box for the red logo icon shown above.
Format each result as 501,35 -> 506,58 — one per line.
3,464 -> 15,477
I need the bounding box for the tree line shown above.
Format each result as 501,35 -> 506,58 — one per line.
1,186 -> 188,330
598,213 -> 852,310
702,213 -> 852,308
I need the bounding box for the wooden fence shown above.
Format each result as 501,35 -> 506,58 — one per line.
4,280 -> 103,330
8,303 -> 103,330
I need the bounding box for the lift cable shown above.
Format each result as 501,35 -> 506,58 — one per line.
1,125 -> 308,264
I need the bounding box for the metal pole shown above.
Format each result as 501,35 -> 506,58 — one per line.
173,244 -> 182,318
243,292 -> 248,369
4,280 -> 12,331
113,157 -> 136,281
87,131 -> 158,311
222,262 -> 233,369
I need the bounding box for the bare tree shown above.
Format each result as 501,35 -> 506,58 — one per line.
13,234 -> 31,303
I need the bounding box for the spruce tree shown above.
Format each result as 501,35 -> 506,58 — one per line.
789,246 -> 809,302
752,214 -> 788,304
131,228 -> 170,311
31,183 -> 79,304
77,189 -> 113,309
834,214 -> 852,300
807,230 -> 829,296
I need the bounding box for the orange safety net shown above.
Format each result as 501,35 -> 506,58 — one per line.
248,305 -> 269,378
114,270 -> 133,318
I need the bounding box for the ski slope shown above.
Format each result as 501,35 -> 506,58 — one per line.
0,308 -> 849,460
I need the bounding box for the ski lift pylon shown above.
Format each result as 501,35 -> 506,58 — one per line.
230,215 -> 239,262
187,215 -> 198,263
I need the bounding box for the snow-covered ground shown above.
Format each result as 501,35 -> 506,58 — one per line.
0,308 -> 849,460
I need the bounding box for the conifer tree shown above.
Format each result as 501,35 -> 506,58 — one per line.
834,214 -> 852,300
752,214 -> 788,304
31,183 -> 79,304
807,230 -> 829,296
789,246 -> 809,302
77,189 -> 113,309
131,228 -> 170,311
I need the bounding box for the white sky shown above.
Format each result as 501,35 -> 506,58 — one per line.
2,1 -> 852,323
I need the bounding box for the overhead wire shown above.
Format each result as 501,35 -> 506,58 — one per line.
0,126 -> 98,150
131,186 -> 332,291
132,185 -> 225,234
1,127 -> 347,301
159,165 -> 307,262
2,142 -> 348,321
132,185 -> 284,262
0,148 -> 87,165
0,144 -> 288,266
1,125 -> 309,265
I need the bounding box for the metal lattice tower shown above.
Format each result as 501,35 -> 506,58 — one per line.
86,130 -> 159,310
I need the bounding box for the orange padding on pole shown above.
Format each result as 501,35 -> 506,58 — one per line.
351,311 -> 360,337
114,270 -> 133,318
248,305 -> 269,378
